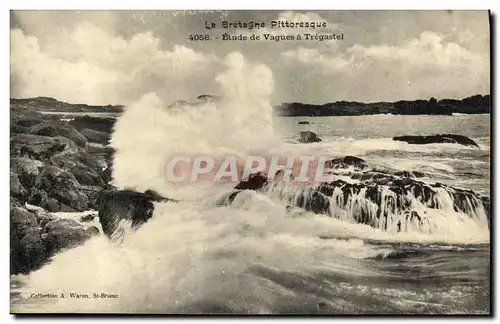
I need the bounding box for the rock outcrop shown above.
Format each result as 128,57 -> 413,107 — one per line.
11,134 -> 81,160
69,115 -> 117,134
10,207 -> 47,274
42,219 -> 90,255
79,128 -> 110,145
27,121 -> 88,148
225,156 -> 490,232
27,166 -> 89,212
9,99 -> 123,275
325,156 -> 369,169
298,131 -> 322,143
96,189 -> 177,238
393,134 -> 480,147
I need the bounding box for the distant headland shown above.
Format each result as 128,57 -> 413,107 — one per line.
275,94 -> 491,117
10,94 -> 491,117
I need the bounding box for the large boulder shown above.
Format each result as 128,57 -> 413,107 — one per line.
295,189 -> 331,214
79,128 -> 110,145
41,219 -> 90,255
27,166 -> 89,212
10,172 -> 27,201
69,116 -> 116,134
10,157 -> 44,189
234,172 -> 268,190
325,156 -> 368,170
298,131 -> 322,143
27,121 -> 88,149
11,134 -> 80,161
25,204 -> 59,229
393,134 -> 479,147
50,155 -> 105,187
10,207 -> 47,274
11,207 -> 39,239
96,189 -> 176,238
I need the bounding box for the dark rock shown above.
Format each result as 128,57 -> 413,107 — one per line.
10,172 -> 27,200
50,155 -> 105,187
69,116 -> 116,134
27,121 -> 88,148
10,157 -> 44,189
394,170 -> 426,178
96,190 -> 176,238
197,94 -> 221,101
101,166 -> 113,183
42,219 -> 88,255
79,128 -> 110,145
325,156 -> 368,169
80,213 -> 97,222
298,121 -> 310,125
298,131 -> 322,143
13,228 -> 47,275
234,172 -> 268,190
27,166 -> 89,212
44,196 -> 60,212
393,134 -> 479,147
79,152 -> 111,173
10,207 -> 47,274
11,123 -> 30,134
296,190 -> 330,214
10,197 -> 23,208
481,196 -> 490,228
11,134 -> 80,161
11,207 -> 39,239
82,185 -> 112,210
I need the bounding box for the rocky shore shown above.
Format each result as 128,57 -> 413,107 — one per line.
10,97 -> 490,276
10,98 -> 168,274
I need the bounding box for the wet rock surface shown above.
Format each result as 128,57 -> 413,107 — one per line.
10,101 -> 121,274
298,131 -> 322,143
227,156 -> 489,232
96,189 -> 177,238
393,134 -> 479,147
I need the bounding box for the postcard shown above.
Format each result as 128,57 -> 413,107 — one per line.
10,10 -> 491,315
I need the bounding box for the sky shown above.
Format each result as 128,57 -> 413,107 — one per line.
10,10 -> 491,105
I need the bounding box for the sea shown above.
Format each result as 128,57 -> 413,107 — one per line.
10,65 -> 491,314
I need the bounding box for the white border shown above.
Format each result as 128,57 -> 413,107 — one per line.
3,1 -> 498,323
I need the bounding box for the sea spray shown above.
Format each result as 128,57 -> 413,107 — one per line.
10,53 -> 490,314
110,53 -> 282,199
